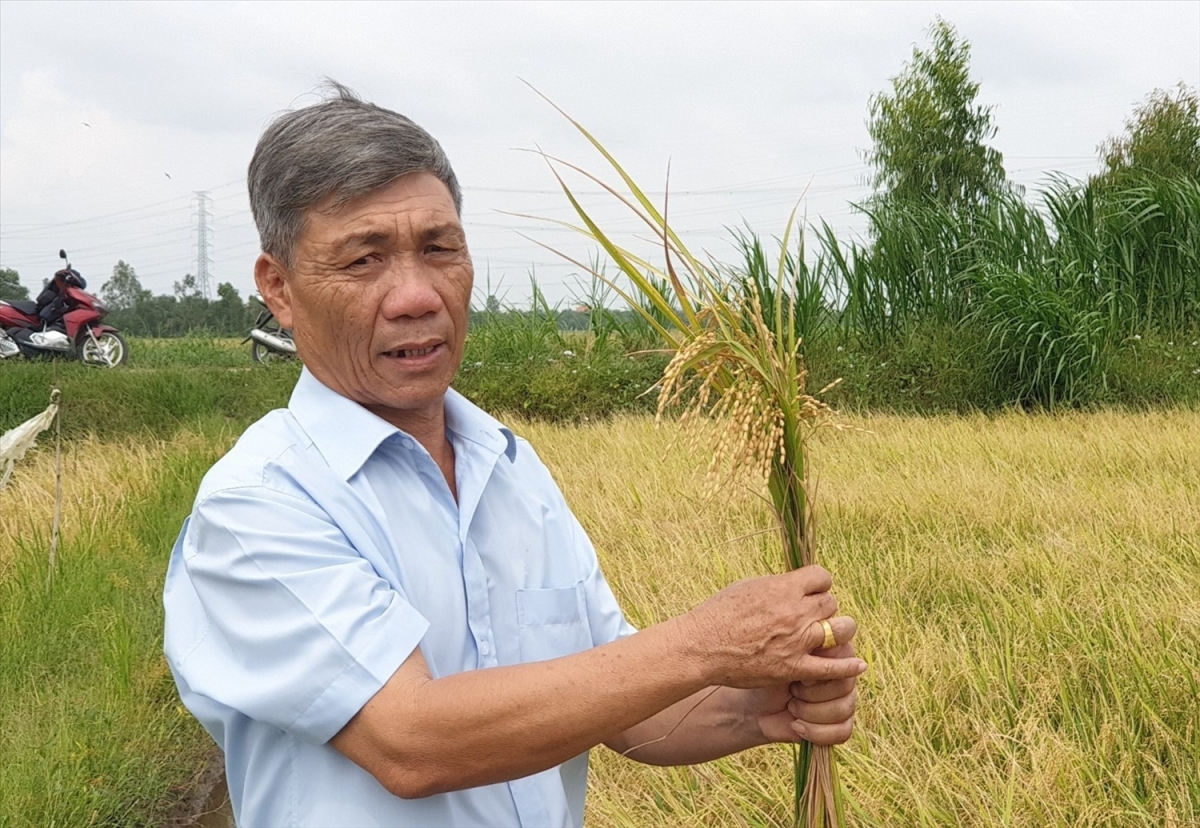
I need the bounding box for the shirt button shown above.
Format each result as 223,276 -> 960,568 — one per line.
402,438 -> 415,450
479,641 -> 491,656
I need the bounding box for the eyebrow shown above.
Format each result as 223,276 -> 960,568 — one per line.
330,230 -> 390,253
417,223 -> 466,244
330,223 -> 464,252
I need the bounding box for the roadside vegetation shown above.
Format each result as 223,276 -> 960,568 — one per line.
0,318 -> 1195,443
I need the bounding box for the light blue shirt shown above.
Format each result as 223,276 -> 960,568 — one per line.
163,368 -> 635,827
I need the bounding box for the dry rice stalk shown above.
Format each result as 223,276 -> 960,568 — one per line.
533,93 -> 850,827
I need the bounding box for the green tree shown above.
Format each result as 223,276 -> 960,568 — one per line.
129,294 -> 182,336
171,274 -> 209,333
212,282 -> 249,335
173,272 -> 202,300
1098,83 -> 1200,185
101,260 -> 150,310
0,267 -> 29,301
865,17 -> 1007,212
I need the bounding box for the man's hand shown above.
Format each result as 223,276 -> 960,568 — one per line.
750,635 -> 862,747
607,608 -> 863,765
683,566 -> 867,689
789,639 -> 861,745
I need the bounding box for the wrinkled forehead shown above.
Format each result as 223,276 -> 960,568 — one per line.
299,173 -> 464,248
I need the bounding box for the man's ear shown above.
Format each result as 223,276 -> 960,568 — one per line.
254,253 -> 294,329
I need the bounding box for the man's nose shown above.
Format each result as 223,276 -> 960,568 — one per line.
379,258 -> 443,320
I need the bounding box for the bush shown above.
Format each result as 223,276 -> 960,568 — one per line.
456,352 -> 667,421
811,322 -> 997,414
1106,333 -> 1200,406
971,267 -> 1112,407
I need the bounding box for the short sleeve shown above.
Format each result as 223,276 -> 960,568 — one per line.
177,486 -> 429,745
567,510 -> 638,647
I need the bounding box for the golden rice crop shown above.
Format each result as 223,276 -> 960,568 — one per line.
2,411 -> 1196,826
1,437 -> 176,574
514,409 -> 1200,828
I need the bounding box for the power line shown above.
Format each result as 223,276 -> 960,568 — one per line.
0,177 -> 245,233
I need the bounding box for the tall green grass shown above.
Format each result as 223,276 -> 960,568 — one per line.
0,357 -> 302,440
739,173 -> 1199,408
1046,174 -> 1200,336
970,266 -> 1112,408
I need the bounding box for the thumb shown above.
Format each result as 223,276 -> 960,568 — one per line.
804,615 -> 858,654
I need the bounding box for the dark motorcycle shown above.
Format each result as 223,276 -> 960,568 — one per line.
0,250 -> 128,366
246,293 -> 296,363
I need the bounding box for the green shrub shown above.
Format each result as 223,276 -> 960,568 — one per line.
1106,332 -> 1200,405
813,322 -> 997,414
971,267 -> 1112,407
456,353 -> 667,421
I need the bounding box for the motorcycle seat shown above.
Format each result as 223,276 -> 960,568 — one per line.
3,299 -> 38,316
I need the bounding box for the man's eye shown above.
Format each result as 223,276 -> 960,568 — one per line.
348,256 -> 372,268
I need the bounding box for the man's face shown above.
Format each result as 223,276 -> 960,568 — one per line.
256,172 -> 473,429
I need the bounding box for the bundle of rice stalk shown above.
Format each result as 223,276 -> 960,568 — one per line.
529,99 -> 847,828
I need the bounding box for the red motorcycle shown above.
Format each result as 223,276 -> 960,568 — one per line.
0,250 -> 128,366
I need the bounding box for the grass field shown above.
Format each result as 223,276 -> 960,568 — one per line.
2,401 -> 1197,826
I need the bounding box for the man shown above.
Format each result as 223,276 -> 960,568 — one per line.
163,84 -> 866,827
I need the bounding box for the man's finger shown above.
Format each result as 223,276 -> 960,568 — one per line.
789,688 -> 857,724
804,615 -> 857,654
816,638 -> 854,657
813,641 -> 856,661
791,652 -> 867,684
791,715 -> 856,747
788,564 -> 832,596
790,676 -> 857,703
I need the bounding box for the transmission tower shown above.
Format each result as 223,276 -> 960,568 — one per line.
193,191 -> 213,300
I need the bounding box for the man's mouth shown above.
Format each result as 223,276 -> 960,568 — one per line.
382,342 -> 444,360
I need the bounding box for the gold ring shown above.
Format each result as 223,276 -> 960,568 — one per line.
819,620 -> 836,650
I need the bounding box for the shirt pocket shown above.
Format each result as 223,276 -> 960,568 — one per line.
516,583 -> 593,663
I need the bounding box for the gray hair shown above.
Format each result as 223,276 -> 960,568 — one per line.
248,81 -> 462,267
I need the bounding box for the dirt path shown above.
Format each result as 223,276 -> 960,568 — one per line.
168,750 -> 234,828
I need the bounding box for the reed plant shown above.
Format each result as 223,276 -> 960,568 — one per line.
727,227 -> 835,354
803,173 -> 1196,374
466,277 -> 567,365
1046,173 -> 1200,336
811,191 -> 1053,347
535,101 -> 848,827
969,265 -> 1111,407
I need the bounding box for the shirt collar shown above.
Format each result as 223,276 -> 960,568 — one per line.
288,367 -> 515,481
444,386 -> 517,463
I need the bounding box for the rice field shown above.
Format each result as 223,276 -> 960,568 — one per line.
1,409 -> 1197,826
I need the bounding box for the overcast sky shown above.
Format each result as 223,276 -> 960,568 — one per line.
1,0 -> 1197,307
